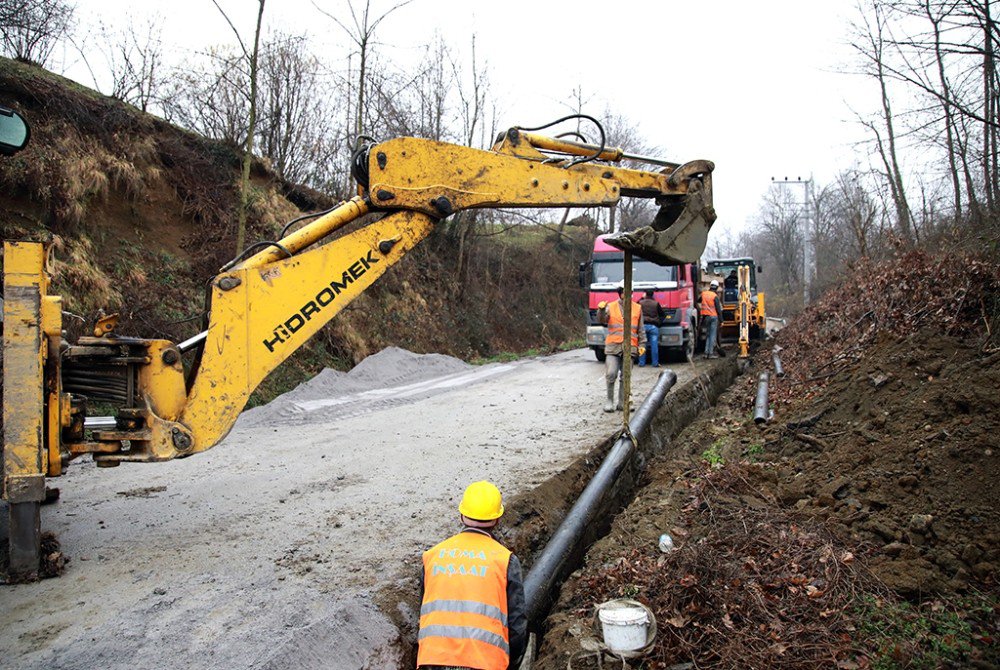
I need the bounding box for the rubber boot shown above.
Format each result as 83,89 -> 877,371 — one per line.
603,382 -> 615,413
615,378 -> 625,411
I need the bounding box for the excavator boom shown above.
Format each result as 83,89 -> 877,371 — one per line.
2,122 -> 716,580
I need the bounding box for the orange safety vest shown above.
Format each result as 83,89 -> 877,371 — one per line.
605,300 -> 641,347
417,530 -> 512,670
699,290 -> 718,317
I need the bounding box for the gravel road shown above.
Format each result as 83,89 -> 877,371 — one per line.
1,348 -> 700,669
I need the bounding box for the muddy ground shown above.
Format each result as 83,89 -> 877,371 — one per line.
0,347 -> 709,670
537,332 -> 999,669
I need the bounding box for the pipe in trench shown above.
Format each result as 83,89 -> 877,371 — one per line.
753,371 -> 770,424
523,370 -> 678,626
772,351 -> 785,378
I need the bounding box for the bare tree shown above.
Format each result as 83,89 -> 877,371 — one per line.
452,34 -> 490,147
554,85 -> 596,236
830,170 -> 884,257
850,0 -> 1000,227
0,0 -> 74,66
601,110 -> 662,234
313,0 -> 413,141
210,0 -> 266,254
926,0 -> 965,216
256,32 -> 343,188
163,47 -> 249,146
852,1 -> 915,241
96,14 -> 165,113
754,186 -> 804,296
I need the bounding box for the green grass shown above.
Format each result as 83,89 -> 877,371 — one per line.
855,595 -> 995,669
470,339 -> 585,365
701,440 -> 725,466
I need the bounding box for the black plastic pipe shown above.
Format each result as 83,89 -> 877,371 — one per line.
772,351 -> 785,378
753,371 -> 770,424
523,370 -> 677,625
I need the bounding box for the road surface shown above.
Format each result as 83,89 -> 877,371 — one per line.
1,347 -> 701,669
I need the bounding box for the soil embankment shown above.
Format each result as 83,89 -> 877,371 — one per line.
535,250 -> 1000,669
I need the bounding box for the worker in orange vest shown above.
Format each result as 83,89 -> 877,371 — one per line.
417,481 -> 527,670
598,284 -> 646,412
699,279 -> 724,358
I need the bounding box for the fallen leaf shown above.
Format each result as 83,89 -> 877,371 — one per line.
666,612 -> 690,628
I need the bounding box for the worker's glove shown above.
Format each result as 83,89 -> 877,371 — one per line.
597,301 -> 607,309
638,346 -> 646,357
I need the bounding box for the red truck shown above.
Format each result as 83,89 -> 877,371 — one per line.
580,234 -> 699,362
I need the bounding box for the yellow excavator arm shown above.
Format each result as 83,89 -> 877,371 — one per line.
2,123 -> 715,579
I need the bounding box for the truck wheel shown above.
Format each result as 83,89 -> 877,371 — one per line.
685,323 -> 696,360
593,348 -> 606,362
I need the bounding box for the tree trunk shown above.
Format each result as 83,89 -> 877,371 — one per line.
928,1 -> 963,217
873,5 -> 913,241
556,207 -> 571,240
236,0 -> 266,255
984,0 -> 996,210
356,37 -> 367,139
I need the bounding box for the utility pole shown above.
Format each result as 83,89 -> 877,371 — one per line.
770,176 -> 814,306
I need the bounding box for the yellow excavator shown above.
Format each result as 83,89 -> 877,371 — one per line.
2,114 -> 716,580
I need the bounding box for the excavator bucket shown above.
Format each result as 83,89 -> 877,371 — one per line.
603,160 -> 716,266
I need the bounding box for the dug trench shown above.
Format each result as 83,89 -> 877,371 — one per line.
533,332 -> 1000,669
376,355 -> 742,667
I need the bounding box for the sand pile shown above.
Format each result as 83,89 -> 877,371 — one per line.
241,347 -> 477,427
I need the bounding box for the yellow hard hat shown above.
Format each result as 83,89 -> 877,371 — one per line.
458,481 -> 504,521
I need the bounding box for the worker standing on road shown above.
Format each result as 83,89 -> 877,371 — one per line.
417,481 -> 527,670
598,284 -> 646,412
637,289 -> 664,368
699,280 -> 723,358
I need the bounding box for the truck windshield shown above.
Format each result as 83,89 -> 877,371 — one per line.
592,259 -> 676,284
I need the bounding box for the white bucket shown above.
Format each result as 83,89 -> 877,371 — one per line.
597,601 -> 649,653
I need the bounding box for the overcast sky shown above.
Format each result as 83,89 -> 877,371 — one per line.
62,0 -> 872,244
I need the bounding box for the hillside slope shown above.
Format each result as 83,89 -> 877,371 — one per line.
0,57 -> 590,404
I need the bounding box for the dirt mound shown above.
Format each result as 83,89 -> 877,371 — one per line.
542,464 -> 886,669
536,247 -> 1000,668
770,248 -> 999,409
759,332 -> 1000,596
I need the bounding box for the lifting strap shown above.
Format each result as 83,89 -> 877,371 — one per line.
621,251 -> 637,447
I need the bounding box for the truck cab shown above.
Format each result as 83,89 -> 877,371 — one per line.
581,235 -> 698,362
